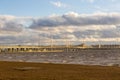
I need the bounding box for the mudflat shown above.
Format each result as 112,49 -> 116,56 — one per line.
0,61 -> 120,80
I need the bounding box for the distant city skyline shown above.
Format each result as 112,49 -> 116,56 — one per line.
0,0 -> 120,45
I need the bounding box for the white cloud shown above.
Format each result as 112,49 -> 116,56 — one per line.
0,15 -> 32,33
29,12 -> 120,27
81,0 -> 95,3
111,0 -> 118,2
29,12 -> 120,44
0,12 -> 120,45
88,0 -> 95,3
50,1 -> 68,8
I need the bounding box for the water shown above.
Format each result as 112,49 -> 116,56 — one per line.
0,49 -> 120,66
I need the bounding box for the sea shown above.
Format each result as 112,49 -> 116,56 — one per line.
0,49 -> 120,66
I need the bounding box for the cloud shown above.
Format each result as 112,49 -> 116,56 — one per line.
111,0 -> 118,2
87,0 -> 95,3
81,0 -> 95,3
50,1 -> 68,8
0,15 -> 32,33
29,12 -> 120,44
0,12 -> 120,45
29,12 -> 120,28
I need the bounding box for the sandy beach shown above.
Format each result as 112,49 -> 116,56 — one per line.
0,61 -> 120,80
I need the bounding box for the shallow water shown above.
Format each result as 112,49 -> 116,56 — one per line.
0,49 -> 120,66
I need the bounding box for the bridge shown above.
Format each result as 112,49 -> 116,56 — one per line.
0,44 -> 120,53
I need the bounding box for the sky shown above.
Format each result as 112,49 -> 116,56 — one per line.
0,0 -> 120,45
1,0 -> 120,16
